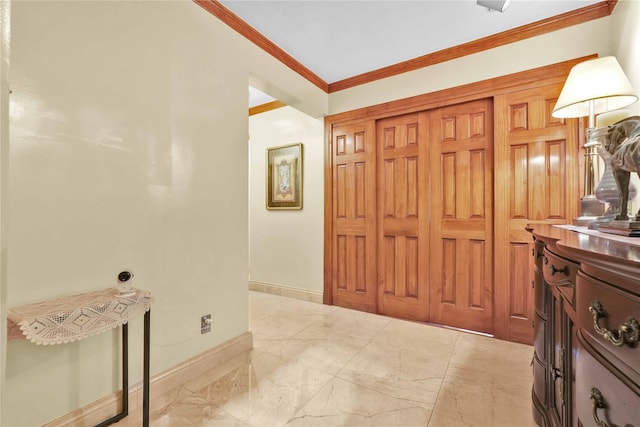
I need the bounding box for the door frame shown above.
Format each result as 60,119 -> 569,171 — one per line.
324,55 -> 593,339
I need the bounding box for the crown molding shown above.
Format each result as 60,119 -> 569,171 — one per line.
249,100 -> 287,116
194,0 -> 329,93
195,0 -> 616,95
328,1 -> 615,92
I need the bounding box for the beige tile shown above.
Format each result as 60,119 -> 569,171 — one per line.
153,401 -> 251,427
114,403 -> 250,427
309,306 -> 393,341
260,325 -> 368,375
120,292 -> 538,427
337,343 -> 448,409
370,318 -> 459,361
201,351 -> 334,426
429,366 -> 536,427
285,377 -> 432,426
449,332 -> 534,379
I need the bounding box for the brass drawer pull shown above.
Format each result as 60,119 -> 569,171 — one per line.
549,264 -> 569,276
589,300 -> 640,347
589,387 -> 634,427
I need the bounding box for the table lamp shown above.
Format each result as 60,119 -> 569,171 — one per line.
552,56 -> 638,225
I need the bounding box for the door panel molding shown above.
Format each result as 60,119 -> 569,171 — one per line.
325,57 -> 584,342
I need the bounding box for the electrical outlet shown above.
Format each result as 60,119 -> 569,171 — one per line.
201,314 -> 212,334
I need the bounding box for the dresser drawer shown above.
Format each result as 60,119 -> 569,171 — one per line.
577,271 -> 640,377
576,339 -> 640,427
543,249 -> 578,306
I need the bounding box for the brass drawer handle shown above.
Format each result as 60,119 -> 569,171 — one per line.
589,300 -> 640,347
589,387 -> 634,427
549,264 -> 569,276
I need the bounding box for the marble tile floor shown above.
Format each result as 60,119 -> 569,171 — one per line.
119,291 -> 538,427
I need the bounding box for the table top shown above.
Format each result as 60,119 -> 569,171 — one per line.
7,287 -> 153,345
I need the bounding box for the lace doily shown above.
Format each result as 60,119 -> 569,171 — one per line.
7,288 -> 154,345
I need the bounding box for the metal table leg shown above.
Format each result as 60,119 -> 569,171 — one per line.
95,324 -> 129,427
143,310 -> 150,427
95,309 -> 150,427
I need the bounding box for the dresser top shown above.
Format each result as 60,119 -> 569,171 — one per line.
530,224 -> 640,285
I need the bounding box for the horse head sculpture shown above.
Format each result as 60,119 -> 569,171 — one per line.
603,116 -> 640,221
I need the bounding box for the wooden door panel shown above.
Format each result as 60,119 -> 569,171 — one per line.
494,84 -> 579,343
331,121 -> 377,312
377,112 -> 430,321
509,242 -> 534,329
430,99 -> 494,334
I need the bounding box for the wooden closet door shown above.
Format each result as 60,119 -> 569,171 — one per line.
376,112 -> 430,321
429,99 -> 494,334
494,84 -> 579,344
330,120 -> 378,312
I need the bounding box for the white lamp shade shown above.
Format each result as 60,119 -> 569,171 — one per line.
552,56 -> 638,119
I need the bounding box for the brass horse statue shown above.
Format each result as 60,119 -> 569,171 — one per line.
604,116 -> 640,221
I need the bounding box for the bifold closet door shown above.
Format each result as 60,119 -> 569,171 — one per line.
330,120 -> 378,313
429,99 -> 494,334
376,112 -> 430,321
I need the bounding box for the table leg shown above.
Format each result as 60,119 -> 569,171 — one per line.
94,324 -> 129,427
143,310 -> 150,427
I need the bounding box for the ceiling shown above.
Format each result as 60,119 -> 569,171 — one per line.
222,0 -> 601,88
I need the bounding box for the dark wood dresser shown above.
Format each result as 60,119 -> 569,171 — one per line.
530,224 -> 640,427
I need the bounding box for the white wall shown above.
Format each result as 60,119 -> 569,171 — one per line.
329,17 -> 612,114
611,0 -> 640,212
612,0 -> 640,117
0,2 -> 10,424
249,106 -> 324,295
3,1 -> 326,426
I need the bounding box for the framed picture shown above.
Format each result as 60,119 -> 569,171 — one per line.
266,143 -> 303,210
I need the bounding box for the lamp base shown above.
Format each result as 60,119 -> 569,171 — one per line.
573,196 -> 605,226
587,210 -> 619,230
597,220 -> 640,237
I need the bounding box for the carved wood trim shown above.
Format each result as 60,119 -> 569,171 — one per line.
249,100 -> 287,116
325,55 -> 597,125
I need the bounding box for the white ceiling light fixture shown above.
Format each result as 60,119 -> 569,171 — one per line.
477,0 -> 511,13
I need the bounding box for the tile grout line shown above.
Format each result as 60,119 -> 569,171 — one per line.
426,330 -> 461,427
281,305 -> 393,426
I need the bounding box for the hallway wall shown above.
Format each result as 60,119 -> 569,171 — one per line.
249,106 -> 324,297
3,2 -> 326,426
612,0 -> 640,117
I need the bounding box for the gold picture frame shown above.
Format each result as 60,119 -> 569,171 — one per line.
266,143 -> 303,210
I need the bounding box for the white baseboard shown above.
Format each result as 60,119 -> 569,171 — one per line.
248,280 -> 323,304
43,331 -> 253,427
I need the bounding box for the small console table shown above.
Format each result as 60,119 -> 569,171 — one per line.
7,287 -> 154,427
